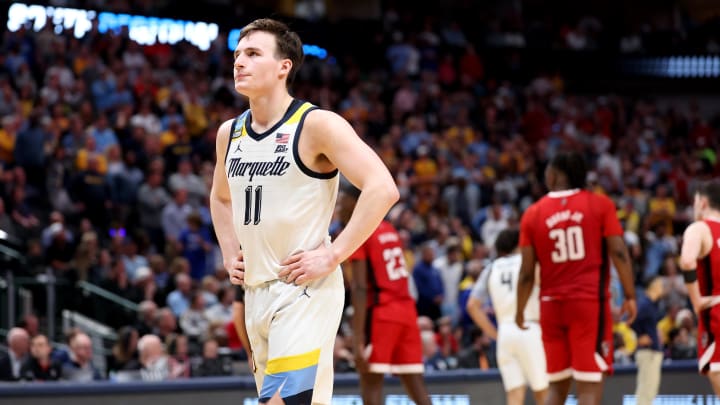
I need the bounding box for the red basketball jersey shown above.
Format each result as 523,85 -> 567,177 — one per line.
348,220 -> 417,325
697,219 -> 720,296
519,189 -> 623,300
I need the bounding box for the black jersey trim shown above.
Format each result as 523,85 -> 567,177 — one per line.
245,99 -> 303,142
224,116 -> 239,163
292,107 -> 339,180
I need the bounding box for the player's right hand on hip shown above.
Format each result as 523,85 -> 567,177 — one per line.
515,312 -> 527,330
225,251 -> 245,285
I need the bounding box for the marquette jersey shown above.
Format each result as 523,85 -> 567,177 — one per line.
348,220 -> 416,325
472,253 -> 540,324
225,99 -> 339,287
519,189 -> 623,300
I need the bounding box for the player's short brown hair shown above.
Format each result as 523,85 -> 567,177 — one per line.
696,179 -> 720,211
239,18 -> 304,88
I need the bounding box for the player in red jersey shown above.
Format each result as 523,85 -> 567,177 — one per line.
515,151 -> 637,405
679,179 -> 720,395
338,180 -> 431,405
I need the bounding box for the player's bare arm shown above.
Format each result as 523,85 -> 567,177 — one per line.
466,297 -> 498,340
679,221 -> 715,313
280,110 -> 399,285
210,119 -> 244,285
349,259 -> 370,373
607,235 -> 637,323
232,300 -> 254,372
515,245 -> 536,330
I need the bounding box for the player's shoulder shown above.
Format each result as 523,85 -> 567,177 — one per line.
304,106 -> 350,133
216,113 -> 246,142
686,219 -> 712,235
587,190 -> 616,206
521,198 -> 544,219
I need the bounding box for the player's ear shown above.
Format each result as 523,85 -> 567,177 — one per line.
279,59 -> 292,77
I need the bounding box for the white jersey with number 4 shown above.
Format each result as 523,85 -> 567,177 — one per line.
224,99 -> 339,287
472,253 -> 540,324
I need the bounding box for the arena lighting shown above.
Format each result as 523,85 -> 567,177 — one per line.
228,28 -> 328,59
623,55 -> 720,78
6,2 -> 218,51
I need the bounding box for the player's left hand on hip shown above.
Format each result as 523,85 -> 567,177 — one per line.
279,244 -> 336,285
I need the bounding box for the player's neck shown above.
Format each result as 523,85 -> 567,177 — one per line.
248,89 -> 294,129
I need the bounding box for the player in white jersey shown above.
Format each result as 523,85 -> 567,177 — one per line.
466,229 -> 548,405
210,18 -> 399,405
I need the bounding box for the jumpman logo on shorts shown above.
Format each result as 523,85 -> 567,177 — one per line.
300,286 -> 311,299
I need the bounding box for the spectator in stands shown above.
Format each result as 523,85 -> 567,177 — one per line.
167,273 -> 192,317
420,329 -> 448,372
0,327 -> 30,381
138,334 -> 171,381
480,199 -> 509,254
413,242 -> 444,321
137,170 -> 171,253
69,154 -> 112,230
106,326 -> 141,378
456,327 -> 491,370
133,266 -> 158,303
121,235 -> 149,281
178,212 -> 213,281
13,109 -> 48,190
41,211 -> 73,249
73,230 -> 102,283
166,333 -> 192,378
17,314 -> 40,338
162,188 -> 193,248
153,307 -> 179,343
205,286 -> 234,326
179,292 -> 209,345
434,239 -> 464,322
457,259 -> 485,335
61,332 -> 103,381
135,300 -> 158,337
8,183 -> 41,240
20,334 -> 62,381
148,253 -> 170,296
193,338 -> 230,377
169,158 -> 206,207
199,275 -> 220,308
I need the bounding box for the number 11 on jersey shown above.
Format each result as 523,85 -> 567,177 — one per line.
244,185 -> 262,225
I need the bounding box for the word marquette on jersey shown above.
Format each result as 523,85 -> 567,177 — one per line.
227,156 -> 291,181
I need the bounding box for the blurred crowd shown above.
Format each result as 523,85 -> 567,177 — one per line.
0,0 -> 719,383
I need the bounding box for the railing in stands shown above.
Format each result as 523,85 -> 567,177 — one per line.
61,309 -> 118,376
76,281 -> 140,313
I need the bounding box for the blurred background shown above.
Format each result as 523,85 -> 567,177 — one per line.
0,0 -> 718,402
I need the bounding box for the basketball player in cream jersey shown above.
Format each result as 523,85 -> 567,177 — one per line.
466,229 -> 548,405
210,19 -> 399,405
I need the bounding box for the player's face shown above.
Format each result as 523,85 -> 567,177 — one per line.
233,31 -> 291,96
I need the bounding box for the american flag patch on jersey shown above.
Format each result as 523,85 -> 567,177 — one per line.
276,133 -> 289,144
